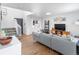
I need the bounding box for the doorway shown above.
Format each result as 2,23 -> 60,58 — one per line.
14,18 -> 23,35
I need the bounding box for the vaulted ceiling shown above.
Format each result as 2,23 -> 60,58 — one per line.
2,3 -> 79,17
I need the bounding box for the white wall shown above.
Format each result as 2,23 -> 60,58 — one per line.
0,6 -> 33,35
50,10 -> 79,36
24,15 -> 43,35
1,6 -> 24,28
24,16 -> 33,35
1,6 -> 79,36
26,10 -> 79,35
61,11 -> 79,35
32,19 -> 42,33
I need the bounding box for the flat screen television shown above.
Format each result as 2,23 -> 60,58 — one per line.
54,24 -> 65,31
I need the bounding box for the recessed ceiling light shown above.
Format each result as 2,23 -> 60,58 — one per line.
25,11 -> 33,15
75,21 -> 79,25
46,12 -> 51,15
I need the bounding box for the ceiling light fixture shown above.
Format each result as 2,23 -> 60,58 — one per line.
25,11 -> 33,15
46,12 -> 51,15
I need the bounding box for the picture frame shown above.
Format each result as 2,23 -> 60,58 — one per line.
54,16 -> 66,21
33,20 -> 38,25
33,20 -> 35,25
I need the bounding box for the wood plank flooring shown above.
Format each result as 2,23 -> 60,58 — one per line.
19,35 -> 59,55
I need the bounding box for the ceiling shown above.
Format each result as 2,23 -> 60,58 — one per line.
1,3 -> 79,17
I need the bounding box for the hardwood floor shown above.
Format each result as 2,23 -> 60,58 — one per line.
19,35 -> 59,55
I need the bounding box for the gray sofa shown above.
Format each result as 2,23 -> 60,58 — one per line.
32,32 -> 77,55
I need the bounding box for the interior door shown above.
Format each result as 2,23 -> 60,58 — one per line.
14,18 -> 23,34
